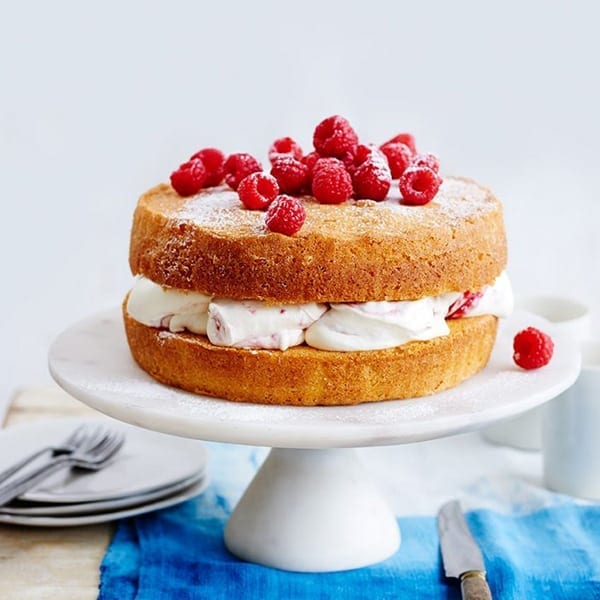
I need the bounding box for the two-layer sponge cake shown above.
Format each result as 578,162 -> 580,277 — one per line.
124,117 -> 512,405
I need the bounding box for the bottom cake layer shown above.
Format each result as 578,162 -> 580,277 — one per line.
123,308 -> 498,406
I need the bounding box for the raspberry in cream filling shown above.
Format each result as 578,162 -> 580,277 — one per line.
126,272 -> 513,352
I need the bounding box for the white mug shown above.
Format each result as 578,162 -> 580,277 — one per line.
543,341 -> 600,499
515,295 -> 591,342
482,295 -> 590,450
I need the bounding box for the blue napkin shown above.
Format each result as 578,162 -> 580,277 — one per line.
99,443 -> 600,599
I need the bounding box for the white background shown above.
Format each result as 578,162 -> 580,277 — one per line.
1,1 -> 599,407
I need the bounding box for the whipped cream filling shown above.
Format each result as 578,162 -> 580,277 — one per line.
305,271 -> 512,350
126,277 -> 211,334
127,277 -> 326,351
304,293 -> 460,351
126,272 -> 513,352
467,271 -> 513,317
207,299 -> 327,350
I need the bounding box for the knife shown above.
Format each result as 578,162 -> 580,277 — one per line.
437,500 -> 492,600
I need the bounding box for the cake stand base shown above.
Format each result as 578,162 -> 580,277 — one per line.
49,309 -> 581,573
224,448 -> 399,572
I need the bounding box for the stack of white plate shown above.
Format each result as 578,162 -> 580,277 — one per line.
0,418 -> 209,527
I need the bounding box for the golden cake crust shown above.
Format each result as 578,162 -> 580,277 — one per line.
129,177 -> 507,303
124,308 -> 498,406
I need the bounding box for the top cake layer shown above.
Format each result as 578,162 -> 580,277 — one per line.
129,176 -> 507,303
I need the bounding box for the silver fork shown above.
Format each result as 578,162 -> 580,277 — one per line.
0,428 -> 125,507
0,424 -> 108,486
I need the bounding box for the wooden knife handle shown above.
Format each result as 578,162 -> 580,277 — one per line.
460,571 -> 492,600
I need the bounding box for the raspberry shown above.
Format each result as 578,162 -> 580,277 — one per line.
238,172 -> 279,210
342,146 -> 388,176
170,159 -> 207,197
399,166 -> 442,205
380,142 -> 413,178
270,155 -> 310,195
354,144 -> 378,166
265,195 -> 306,235
411,153 -> 440,173
302,151 -> 320,173
301,151 -> 321,191
311,158 -> 353,204
513,327 -> 554,370
313,157 -> 343,170
447,291 -> 484,319
313,115 -> 359,158
352,157 -> 392,201
382,132 -> 417,154
190,147 -> 225,186
340,149 -> 359,174
224,153 -> 262,190
268,137 -> 303,163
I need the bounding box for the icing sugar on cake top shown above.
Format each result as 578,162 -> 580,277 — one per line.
172,177 -> 495,237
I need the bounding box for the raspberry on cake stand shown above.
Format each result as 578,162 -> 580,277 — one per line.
49,309 -> 580,573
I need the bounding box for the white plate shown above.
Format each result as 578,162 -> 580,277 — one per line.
0,472 -> 206,516
0,478 -> 208,527
0,418 -> 208,503
49,309 -> 581,448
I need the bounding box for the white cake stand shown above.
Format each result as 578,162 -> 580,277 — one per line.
49,309 -> 580,572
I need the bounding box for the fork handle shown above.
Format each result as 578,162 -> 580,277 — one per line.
0,455 -> 74,507
0,447 -> 53,485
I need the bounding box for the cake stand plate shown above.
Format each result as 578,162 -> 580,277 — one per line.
49,309 -> 580,572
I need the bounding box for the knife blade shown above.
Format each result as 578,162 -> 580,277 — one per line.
437,500 -> 492,600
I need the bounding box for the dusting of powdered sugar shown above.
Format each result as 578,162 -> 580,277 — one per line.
174,186 -> 264,233
165,178 -> 496,238
372,178 -> 494,227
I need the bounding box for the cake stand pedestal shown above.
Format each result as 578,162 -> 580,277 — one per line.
224,448 -> 399,571
49,309 -> 580,572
